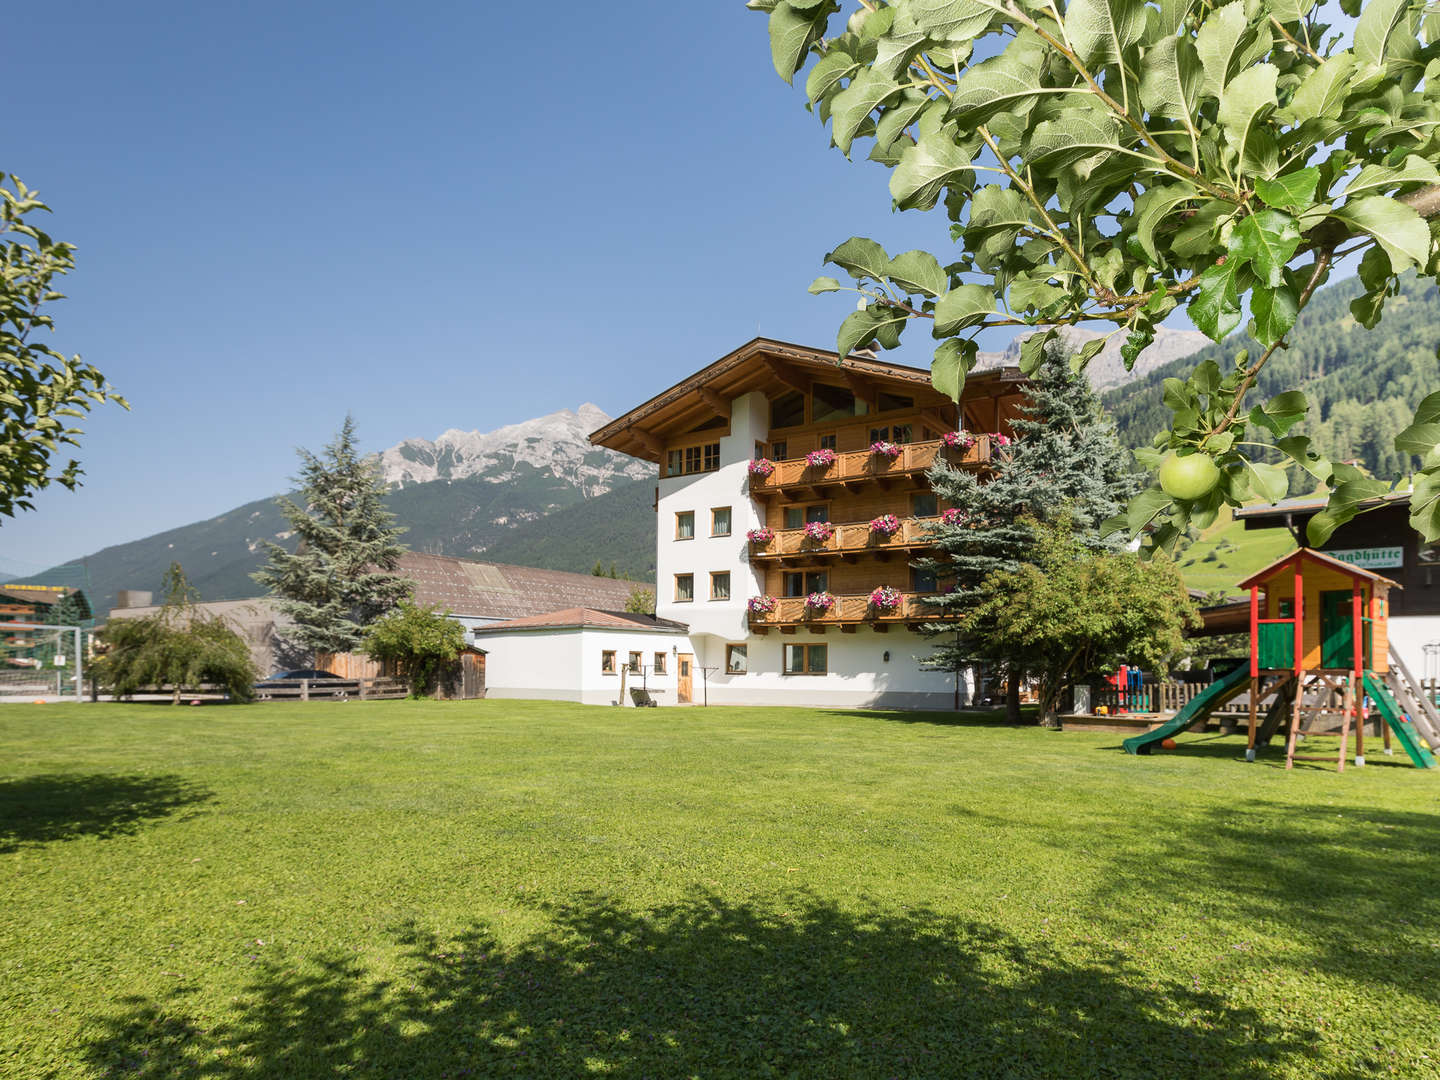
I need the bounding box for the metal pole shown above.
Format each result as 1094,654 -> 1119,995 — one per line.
73,626 -> 83,703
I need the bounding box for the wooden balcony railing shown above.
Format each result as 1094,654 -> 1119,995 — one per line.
749,436 -> 991,494
749,516 -> 941,562
748,592 -> 950,630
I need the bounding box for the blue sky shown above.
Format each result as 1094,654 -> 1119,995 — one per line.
0,2 -> 1355,573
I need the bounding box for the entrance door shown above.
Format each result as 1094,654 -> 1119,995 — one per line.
677,653 -> 693,703
1320,590 -> 1355,669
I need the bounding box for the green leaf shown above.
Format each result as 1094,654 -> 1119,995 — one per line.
831,67 -> 903,153
1248,389 -> 1308,437
1281,50 -> 1355,123
1248,278 -> 1300,346
1008,276 -> 1067,315
906,0 -> 996,41
1196,1 -> 1256,97
1216,63 -> 1278,175
890,128 -> 976,211
1409,466 -> 1440,542
931,337 -> 978,402
1139,35 -> 1203,125
768,1 -> 836,83
1270,0 -> 1315,20
1071,336 -> 1106,373
1065,0 -> 1148,66
1243,460 -> 1289,503
932,283 -> 995,334
949,37 -> 1049,125
805,48 -> 860,103
886,249 -> 947,297
873,90 -> 931,152
1188,260 -> 1242,340
1228,209 -> 1300,286
1356,0 -> 1416,74
1275,435 -> 1333,483
1025,106 -> 1125,167
826,236 -> 891,282
1342,155 -> 1440,199
837,304 -> 908,357
1394,391 -> 1440,456
1132,184 -> 1196,262
1335,195 -> 1431,272
808,276 -> 842,294
1125,486 -> 1174,536
1018,328 -> 1058,375
1254,168 -> 1320,211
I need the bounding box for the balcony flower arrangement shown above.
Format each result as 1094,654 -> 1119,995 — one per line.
746,526 -> 775,545
941,507 -> 971,527
869,513 -> 902,537
748,457 -> 775,478
801,520 -> 834,543
804,591 -> 836,614
869,585 -> 903,612
805,447 -> 837,468
942,430 -> 976,451
747,594 -> 778,615
991,432 -> 1011,447
869,440 -> 901,459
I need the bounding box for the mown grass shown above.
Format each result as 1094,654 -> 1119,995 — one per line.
1,699 -> 1438,1078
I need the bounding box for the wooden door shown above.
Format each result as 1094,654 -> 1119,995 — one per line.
1320,590 -> 1354,669
677,653 -> 693,703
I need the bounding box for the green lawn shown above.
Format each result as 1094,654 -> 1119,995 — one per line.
2,700 -> 1438,1079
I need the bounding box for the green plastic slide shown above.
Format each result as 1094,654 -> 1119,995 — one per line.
1122,662 -> 1251,755
1362,672 -> 1437,769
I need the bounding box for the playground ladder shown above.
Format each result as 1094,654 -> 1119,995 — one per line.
1385,647 -> 1440,748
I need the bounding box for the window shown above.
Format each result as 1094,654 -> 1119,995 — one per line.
1278,598 -> 1294,617
726,644 -> 748,674
685,445 -> 702,473
911,567 -> 937,592
711,572 -> 731,601
870,423 -> 914,444
653,652 -> 667,675
703,443 -> 720,471
628,651 -> 643,674
771,440 -> 788,460
673,443 -> 721,476
784,643 -> 828,674
711,507 -> 732,536
675,574 -> 694,602
676,511 -> 695,540
601,650 -> 616,674
667,450 -> 683,476
771,391 -> 805,429
878,391 -> 914,412
783,570 -> 828,597
812,383 -> 866,422
784,503 -> 830,529
818,432 -> 837,451
911,492 -> 938,517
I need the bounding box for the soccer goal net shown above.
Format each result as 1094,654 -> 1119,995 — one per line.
0,623 -> 85,701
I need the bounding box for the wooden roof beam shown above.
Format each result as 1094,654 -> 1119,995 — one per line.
764,356 -> 810,395
629,427 -> 663,456
697,387 -> 731,421
841,370 -> 879,407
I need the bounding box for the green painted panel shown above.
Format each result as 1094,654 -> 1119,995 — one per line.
1258,622 -> 1294,669
1320,590 -> 1354,669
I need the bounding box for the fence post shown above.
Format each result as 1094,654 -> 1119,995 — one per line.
301,679 -> 309,702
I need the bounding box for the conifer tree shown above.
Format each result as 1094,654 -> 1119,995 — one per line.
253,417 -> 412,655
920,342 -> 1141,717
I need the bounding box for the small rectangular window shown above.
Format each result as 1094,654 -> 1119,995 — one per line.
806,571 -> 828,594
783,571 -> 805,598
892,423 -> 913,444
676,511 -> 695,540
653,652 -> 667,675
703,443 -> 720,471
911,492 -> 938,517
869,426 -> 889,444
711,507 -> 732,536
911,567 -> 937,592
819,433 -> 837,451
771,440 -> 788,460
1278,598 -> 1294,617
628,651 -> 643,674
601,650 -> 616,674
806,504 -> 829,524
685,446 -> 702,473
726,644 -> 748,675
784,643 -> 827,674
667,450 -> 683,476
675,574 -> 694,602
711,572 -> 731,601
783,506 -> 804,530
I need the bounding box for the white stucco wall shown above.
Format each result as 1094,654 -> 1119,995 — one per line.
1384,615 -> 1440,680
655,390 -> 768,641
474,625 -> 689,706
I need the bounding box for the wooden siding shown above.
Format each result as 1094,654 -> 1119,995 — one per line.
1260,566 -> 1391,674
751,516 -> 941,561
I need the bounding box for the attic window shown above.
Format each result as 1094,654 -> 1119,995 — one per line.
771,391 -> 805,429
877,392 -> 914,412
812,383 -> 867,422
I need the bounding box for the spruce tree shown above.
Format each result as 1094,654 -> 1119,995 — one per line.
253,417 -> 413,655
919,342 -> 1141,718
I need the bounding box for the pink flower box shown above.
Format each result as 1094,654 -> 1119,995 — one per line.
746,527 -> 775,544
869,585 -> 903,612
869,514 -> 902,537
870,440 -> 901,459
804,591 -> 836,613
748,458 -> 776,477
801,520 -> 834,542
805,448 -> 837,467
748,595 -> 778,614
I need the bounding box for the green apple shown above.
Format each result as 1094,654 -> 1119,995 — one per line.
1158,452 -> 1221,501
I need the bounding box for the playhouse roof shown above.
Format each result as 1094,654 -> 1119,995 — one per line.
1236,547 -> 1401,591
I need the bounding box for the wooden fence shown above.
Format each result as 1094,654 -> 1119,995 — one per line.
1090,681 -> 1250,716
253,677 -> 409,702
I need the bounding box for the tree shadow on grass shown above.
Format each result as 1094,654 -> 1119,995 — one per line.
832,707 -> 1032,730
0,773 -> 213,853
85,892 -> 1315,1079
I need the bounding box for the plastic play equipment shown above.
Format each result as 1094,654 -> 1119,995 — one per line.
1125,548 -> 1437,770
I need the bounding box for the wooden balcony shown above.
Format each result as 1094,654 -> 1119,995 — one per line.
749,516 -> 940,564
748,592 -> 951,632
748,436 -> 991,496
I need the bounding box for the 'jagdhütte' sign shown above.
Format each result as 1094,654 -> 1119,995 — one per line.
1328,547 -> 1404,570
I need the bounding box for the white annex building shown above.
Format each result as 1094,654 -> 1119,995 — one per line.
475,337 -> 1030,708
